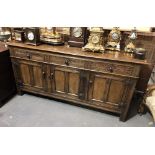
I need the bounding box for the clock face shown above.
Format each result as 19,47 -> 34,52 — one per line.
91,35 -> 100,44
112,32 -> 119,40
27,31 -> 34,41
72,27 -> 82,38
15,33 -> 21,41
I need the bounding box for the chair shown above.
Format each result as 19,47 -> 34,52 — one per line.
139,84 -> 155,121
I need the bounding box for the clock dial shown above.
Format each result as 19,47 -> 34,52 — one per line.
91,35 -> 100,44
72,27 -> 82,38
27,31 -> 34,41
15,33 -> 21,41
112,32 -> 119,40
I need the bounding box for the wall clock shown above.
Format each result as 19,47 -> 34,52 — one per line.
106,27 -> 121,51
24,27 -> 40,45
68,27 -> 87,48
82,27 -> 105,52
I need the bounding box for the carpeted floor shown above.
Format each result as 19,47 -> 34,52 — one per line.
0,94 -> 154,127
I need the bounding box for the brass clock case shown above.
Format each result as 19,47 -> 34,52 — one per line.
40,27 -> 64,45
106,27 -> 121,51
82,27 -> 105,52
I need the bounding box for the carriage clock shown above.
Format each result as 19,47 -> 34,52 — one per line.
14,28 -> 25,42
82,27 -> 105,52
68,27 -> 87,48
24,27 -> 40,45
106,27 -> 121,51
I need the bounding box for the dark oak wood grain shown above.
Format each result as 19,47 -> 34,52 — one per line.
8,41 -> 149,65
8,41 -> 147,121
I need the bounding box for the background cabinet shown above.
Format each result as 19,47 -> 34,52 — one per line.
0,43 -> 16,107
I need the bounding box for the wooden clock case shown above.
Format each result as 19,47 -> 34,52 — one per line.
24,27 -> 40,46
68,27 -> 88,48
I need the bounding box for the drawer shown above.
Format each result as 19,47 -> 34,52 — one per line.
49,54 -> 139,77
12,48 -> 45,62
30,53 -> 44,62
90,61 -> 136,76
49,55 -> 87,69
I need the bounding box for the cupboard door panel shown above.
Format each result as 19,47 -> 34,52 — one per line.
51,65 -> 81,99
88,73 -> 107,103
18,60 -> 46,91
32,66 -> 43,88
68,72 -> 79,96
20,63 -> 31,86
88,72 -> 129,113
55,70 -> 65,93
107,80 -> 125,104
92,76 -> 106,101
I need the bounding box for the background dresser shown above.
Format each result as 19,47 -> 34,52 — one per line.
8,42 -> 148,121
0,43 -> 16,107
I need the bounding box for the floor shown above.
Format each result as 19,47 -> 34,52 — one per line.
0,94 -> 154,127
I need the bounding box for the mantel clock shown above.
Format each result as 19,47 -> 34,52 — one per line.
24,27 -> 40,46
40,27 -> 64,45
82,27 -> 105,52
106,27 -> 121,51
68,27 -> 87,48
14,30 -> 25,42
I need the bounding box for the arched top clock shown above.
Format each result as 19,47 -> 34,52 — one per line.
68,27 -> 87,48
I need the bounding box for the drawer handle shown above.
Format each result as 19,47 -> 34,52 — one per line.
27,54 -> 31,59
65,59 -> 70,66
89,80 -> 93,84
79,93 -> 83,97
107,66 -> 114,73
42,72 -> 46,79
49,73 -> 54,79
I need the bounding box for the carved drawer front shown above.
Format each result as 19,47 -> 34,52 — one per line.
90,61 -> 136,77
12,48 -> 45,62
49,55 -> 87,69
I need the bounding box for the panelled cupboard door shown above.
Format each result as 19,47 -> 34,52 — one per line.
48,65 -> 81,99
31,62 -> 46,90
88,72 -> 131,113
12,59 -> 46,91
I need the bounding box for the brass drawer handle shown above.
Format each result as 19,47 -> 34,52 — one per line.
79,93 -> 83,97
89,80 -> 93,84
27,54 -> 31,59
107,66 -> 114,73
49,73 -> 54,79
42,72 -> 46,79
65,59 -> 70,66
